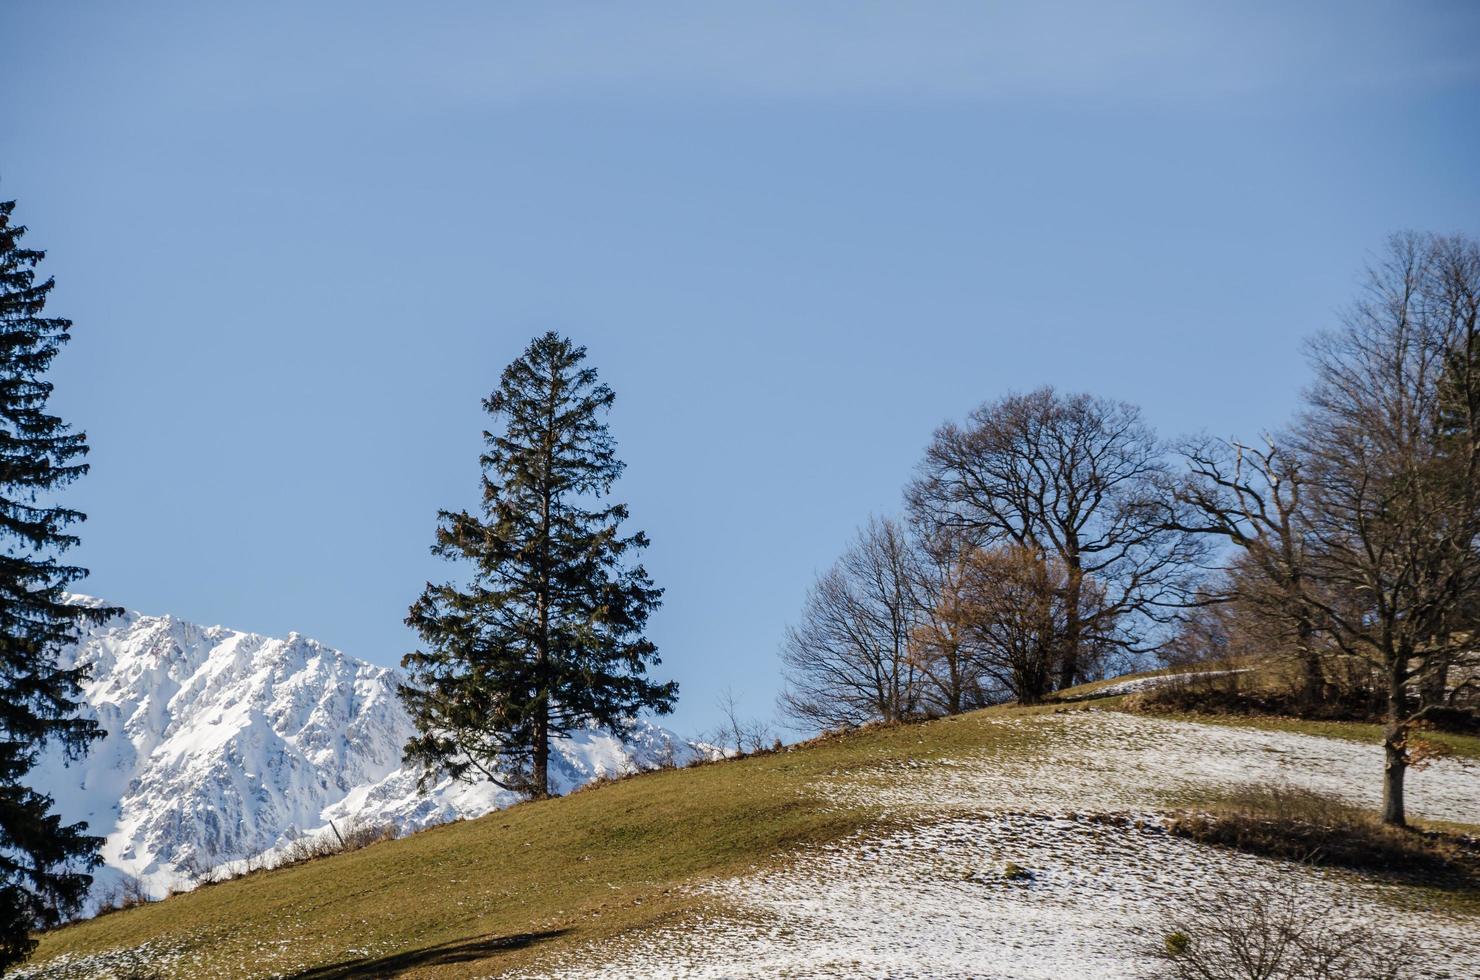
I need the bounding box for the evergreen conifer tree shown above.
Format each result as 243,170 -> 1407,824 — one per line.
401,332 -> 674,799
0,199 -> 113,971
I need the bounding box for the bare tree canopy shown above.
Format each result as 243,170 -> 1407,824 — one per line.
1171,436 -> 1328,703
957,544 -> 1115,705
778,516 -> 922,730
908,387 -> 1202,691
906,524 -> 993,715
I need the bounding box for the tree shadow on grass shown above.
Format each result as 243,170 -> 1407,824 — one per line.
286,928 -> 571,979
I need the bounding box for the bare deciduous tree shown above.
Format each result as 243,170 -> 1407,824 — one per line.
906,526 -> 993,715
706,686 -> 777,755
1293,232 -> 1480,826
956,544 -> 1114,704
1171,436 -> 1329,704
778,516 -> 922,730
909,387 -> 1202,691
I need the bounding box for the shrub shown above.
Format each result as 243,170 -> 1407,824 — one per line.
1155,878 -> 1412,980
276,818 -> 398,869
175,849 -> 220,887
1002,862 -> 1032,881
1126,676 -> 1386,723
337,819 -> 398,851
92,874 -> 155,918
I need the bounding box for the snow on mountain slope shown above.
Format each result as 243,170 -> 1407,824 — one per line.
32,600 -> 701,903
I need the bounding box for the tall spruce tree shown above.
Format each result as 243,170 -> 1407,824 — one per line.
401,332 -> 674,799
0,199 -> 113,972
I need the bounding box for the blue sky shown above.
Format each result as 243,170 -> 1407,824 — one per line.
2,2 -> 1477,737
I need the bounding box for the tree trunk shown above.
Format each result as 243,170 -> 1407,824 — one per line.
1382,657 -> 1408,827
1057,564 -> 1082,692
1301,650 -> 1324,707
1296,614 -> 1323,708
532,574 -> 551,799
1021,638 -> 1051,705
1381,723 -> 1406,827
1018,670 -> 1044,706
532,546 -> 552,798
532,697 -> 550,799
531,369 -> 556,800
949,650 -> 963,715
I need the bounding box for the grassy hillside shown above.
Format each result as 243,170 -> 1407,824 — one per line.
27,707 -> 1060,979
23,703 -> 1480,979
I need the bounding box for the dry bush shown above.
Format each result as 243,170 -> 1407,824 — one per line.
1155,592 -> 1398,722
276,819 -> 398,869
93,873 -> 155,917
1126,668 -> 1278,714
277,832 -> 342,866
1411,704 -> 1480,734
703,686 -> 781,758
338,819 -> 397,851
175,848 -> 220,888
1126,666 -> 1392,724
1156,878 -> 1413,980
1168,785 -> 1477,887
115,874 -> 152,911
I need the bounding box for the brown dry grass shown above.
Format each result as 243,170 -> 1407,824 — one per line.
1168,784 -> 1479,891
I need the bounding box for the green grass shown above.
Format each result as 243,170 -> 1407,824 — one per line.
27,708 -> 1052,979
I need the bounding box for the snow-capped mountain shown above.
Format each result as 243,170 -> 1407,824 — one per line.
31,599 -> 702,904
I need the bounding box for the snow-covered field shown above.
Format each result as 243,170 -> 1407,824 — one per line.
513,711 -> 1480,980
